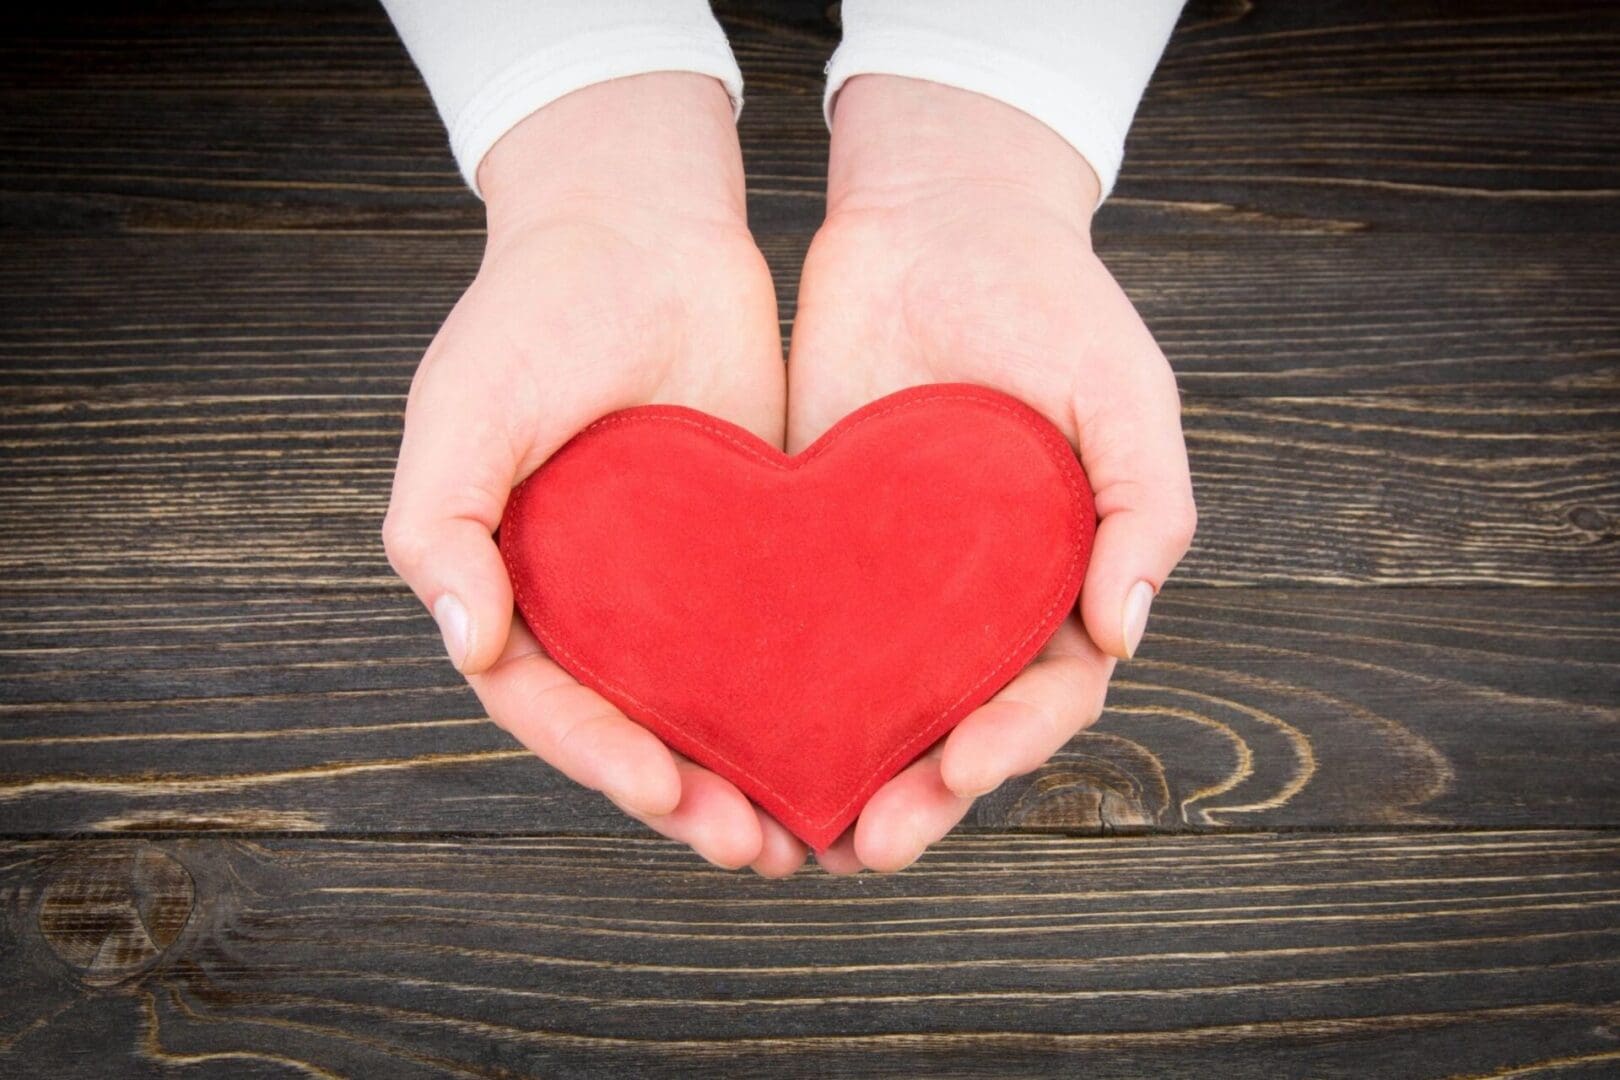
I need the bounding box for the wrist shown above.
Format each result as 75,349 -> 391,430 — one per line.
825,75 -> 1100,232
477,72 -> 750,240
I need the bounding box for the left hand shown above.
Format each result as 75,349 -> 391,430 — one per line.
787,75 -> 1197,872
382,74 -> 805,877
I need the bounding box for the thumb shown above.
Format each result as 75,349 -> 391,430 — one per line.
383,387 -> 521,676
1075,367 -> 1197,661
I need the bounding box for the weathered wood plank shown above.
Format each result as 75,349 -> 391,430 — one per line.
9,1 -> 1613,99
1,233 -> 1615,588
1159,1 -> 1620,100
5,90 -> 1612,237
2,385 -> 1613,587
0,2 -> 1614,235
2,831 -> 1617,1077
5,232 -> 1615,398
1,588 -> 1613,835
0,5 -> 1614,1070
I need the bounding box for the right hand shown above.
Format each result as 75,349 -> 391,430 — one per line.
787,76 -> 1197,873
382,73 -> 804,876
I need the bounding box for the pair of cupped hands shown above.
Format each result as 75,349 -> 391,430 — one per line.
383,72 -> 1196,875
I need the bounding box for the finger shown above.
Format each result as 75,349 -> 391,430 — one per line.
852,745 -> 975,873
468,618 -> 681,817
938,620 -> 1114,799
1073,356 -> 1197,660
613,758 -> 765,871
384,364 -> 523,676
816,830 -> 866,876
750,810 -> 810,879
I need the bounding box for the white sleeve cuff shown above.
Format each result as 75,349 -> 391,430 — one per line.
448,27 -> 742,197
383,1 -> 744,199
824,1 -> 1182,200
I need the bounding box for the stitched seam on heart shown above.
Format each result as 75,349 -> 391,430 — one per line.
503,393 -> 1087,836
502,389 -> 1089,838
561,386 -> 1068,475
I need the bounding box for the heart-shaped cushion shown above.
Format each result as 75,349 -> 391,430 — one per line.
498,383 -> 1095,851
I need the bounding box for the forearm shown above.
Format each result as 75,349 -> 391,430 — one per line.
477,72 -> 751,239
381,0 -> 744,199
825,75 -> 1101,229
825,0 -> 1182,201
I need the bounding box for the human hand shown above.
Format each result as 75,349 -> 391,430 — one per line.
787,76 -> 1197,872
383,73 -> 807,875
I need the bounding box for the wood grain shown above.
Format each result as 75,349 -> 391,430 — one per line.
1157,1 -> 1620,99
0,2 -> 1617,1074
1,587 -> 1613,835
1,234 -> 1614,591
5,232 -> 1614,399
2,391 -> 1612,586
3,831 -> 1618,1077
0,2 -> 1614,236
0,4 -> 1612,836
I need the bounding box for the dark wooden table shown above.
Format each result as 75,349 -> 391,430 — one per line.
2,2 -> 1617,1076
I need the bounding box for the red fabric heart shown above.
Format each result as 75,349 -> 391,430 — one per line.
498,383 -> 1095,851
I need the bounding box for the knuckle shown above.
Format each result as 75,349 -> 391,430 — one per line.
1032,703 -> 1071,750
1148,357 -> 1184,408
1172,495 -> 1198,553
548,707 -> 601,762
1080,692 -> 1107,731
1047,666 -> 1097,736
523,680 -> 608,763
1059,653 -> 1110,724
380,511 -> 430,577
1009,663 -> 1093,752
1166,496 -> 1199,551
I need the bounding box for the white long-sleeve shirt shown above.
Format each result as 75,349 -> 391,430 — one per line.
382,1 -> 1182,201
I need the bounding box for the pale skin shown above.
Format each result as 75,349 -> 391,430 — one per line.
383,72 -> 1195,877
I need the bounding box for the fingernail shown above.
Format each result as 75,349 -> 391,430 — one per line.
954,777 -> 1000,799
888,836 -> 926,873
607,784 -> 676,820
605,791 -> 650,824
432,593 -> 472,671
1122,580 -> 1156,659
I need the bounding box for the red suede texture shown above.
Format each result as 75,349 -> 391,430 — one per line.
498,383 -> 1096,851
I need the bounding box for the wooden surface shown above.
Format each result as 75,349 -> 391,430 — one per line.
5,832 -> 1620,1078
0,1 -> 1616,1075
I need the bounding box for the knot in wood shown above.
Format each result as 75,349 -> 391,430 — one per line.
1008,767 -> 1160,829
983,736 -> 1173,831
37,845 -> 194,987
